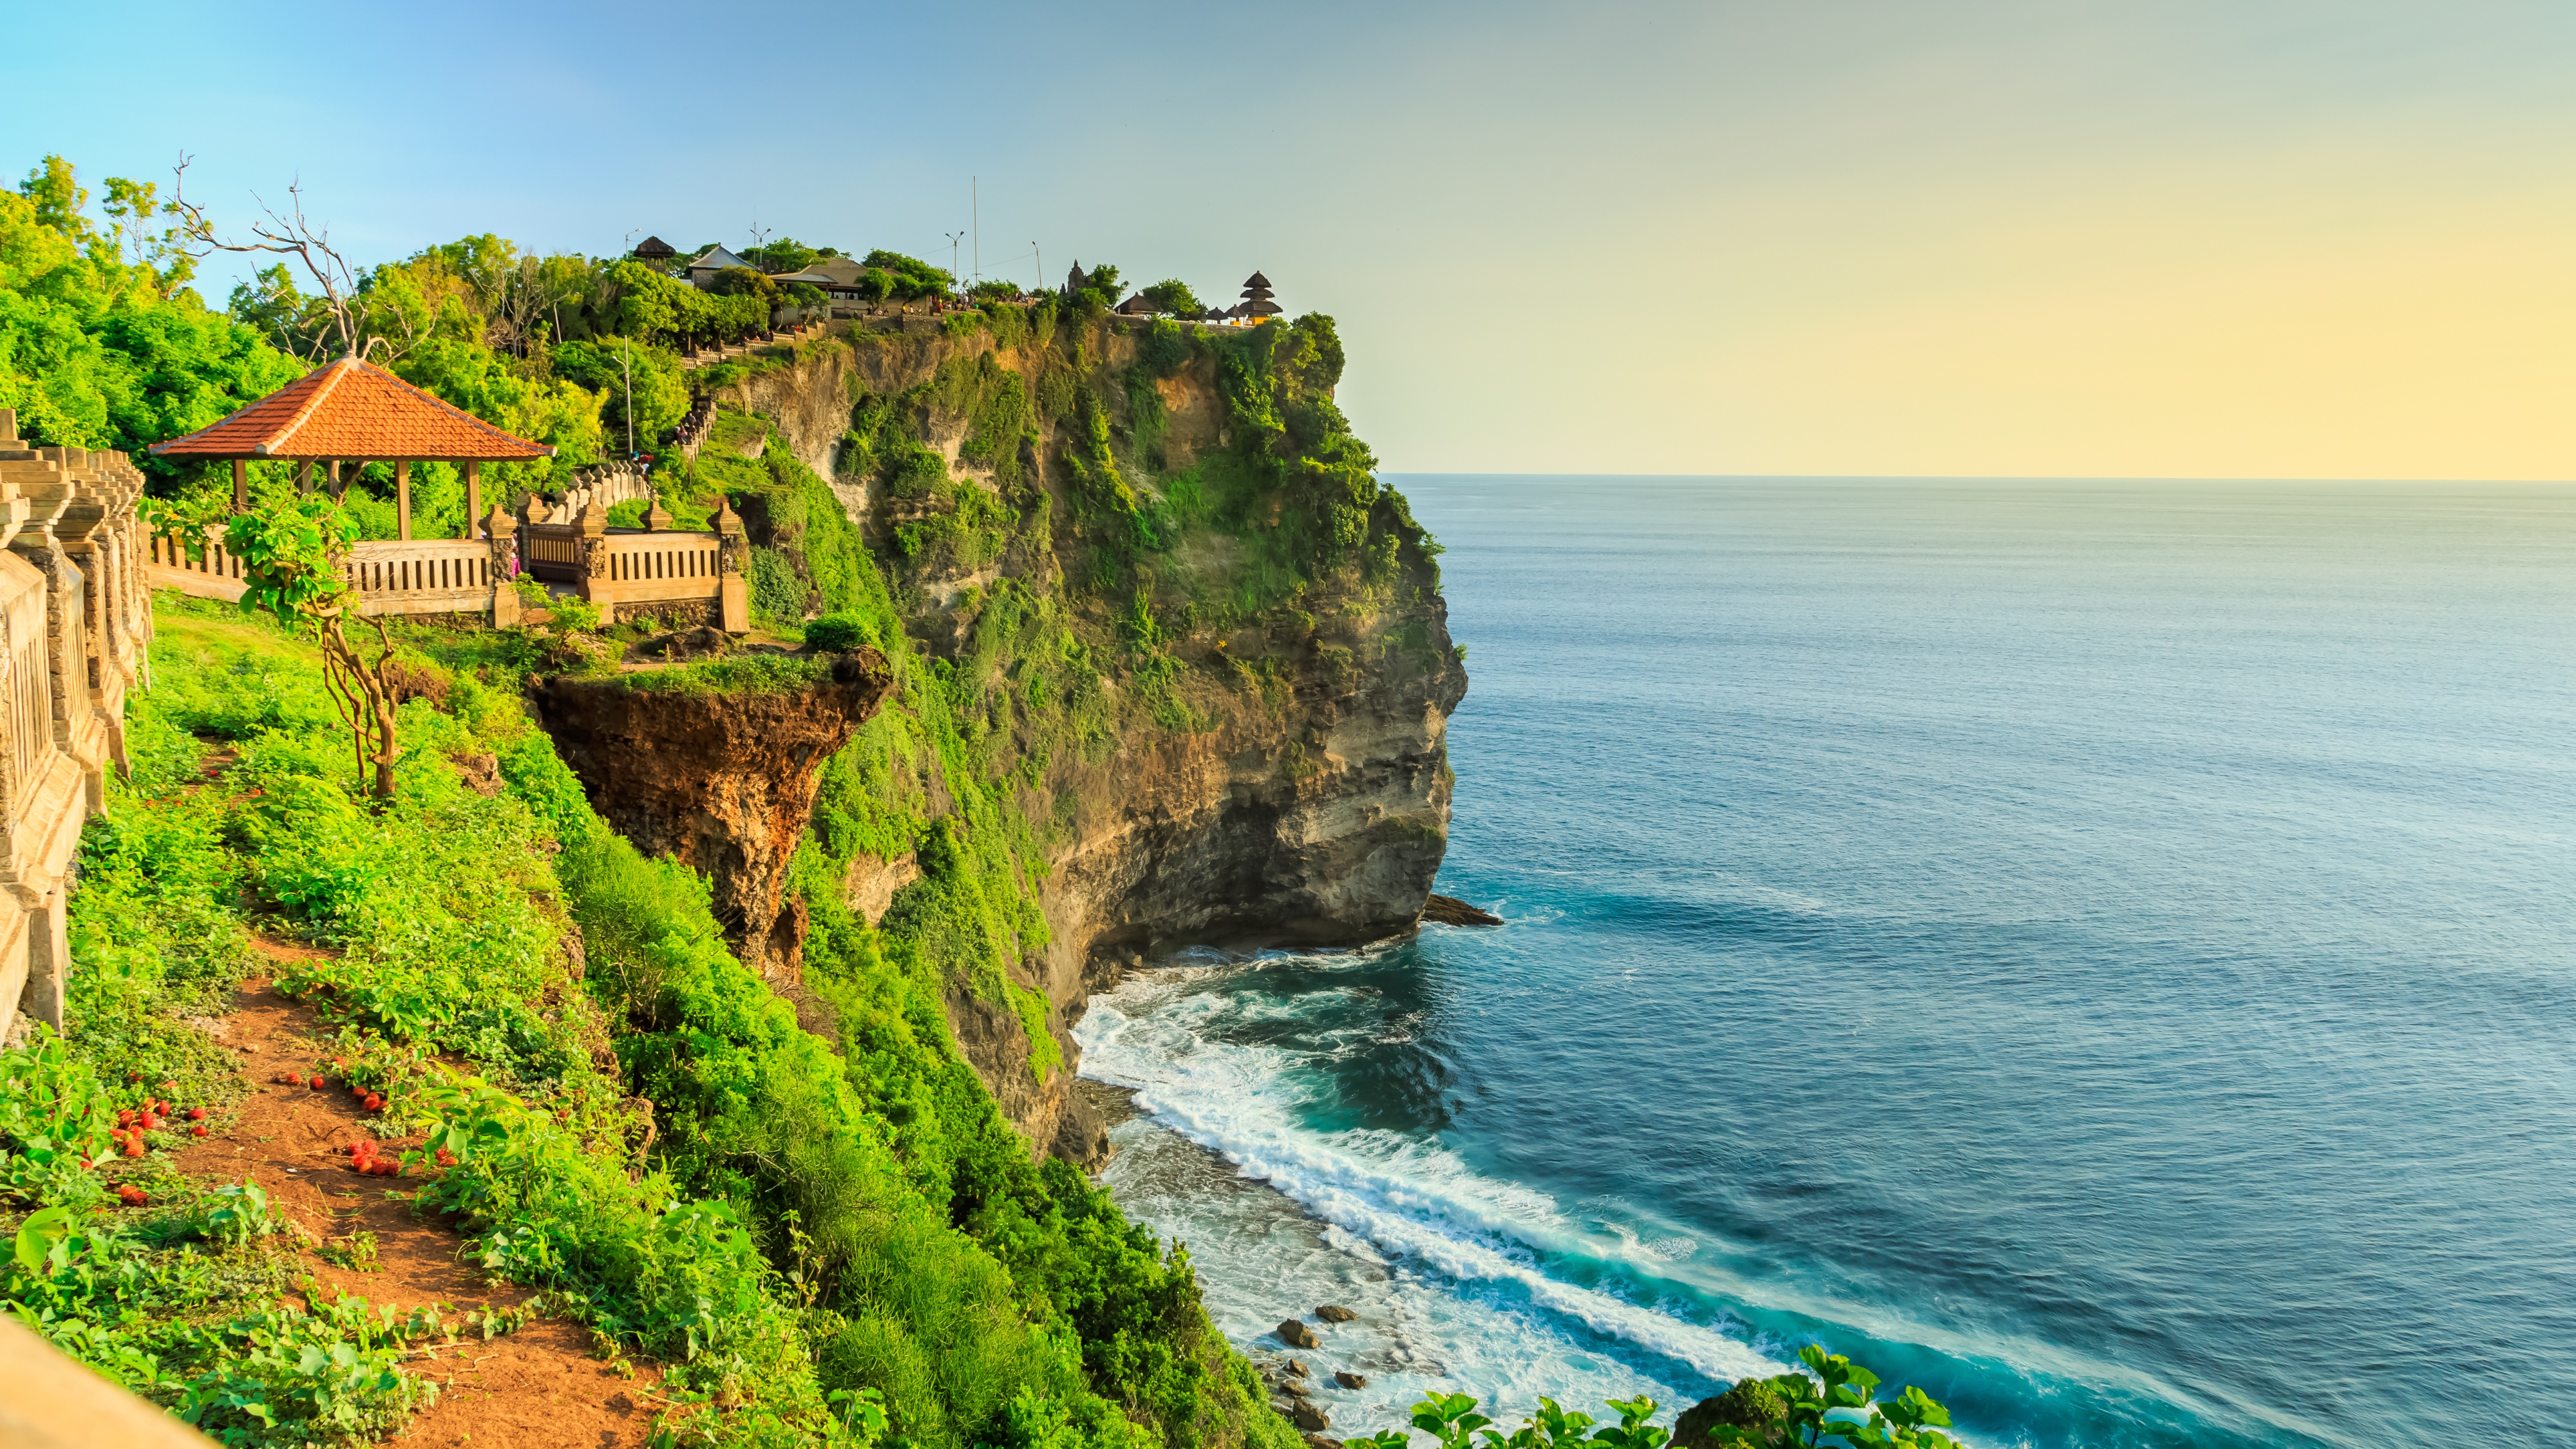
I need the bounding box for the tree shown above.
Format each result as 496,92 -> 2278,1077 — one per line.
743,237 -> 820,274
708,265 -> 777,301
1139,279 -> 1201,316
224,495 -> 408,802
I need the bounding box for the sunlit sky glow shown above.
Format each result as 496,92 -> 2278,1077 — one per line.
11,1 -> 2571,479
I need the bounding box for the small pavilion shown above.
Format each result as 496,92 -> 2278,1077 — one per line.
151,355 -> 552,540
633,235 -> 678,265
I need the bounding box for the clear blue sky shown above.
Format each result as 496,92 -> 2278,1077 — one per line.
12,1 -> 2572,478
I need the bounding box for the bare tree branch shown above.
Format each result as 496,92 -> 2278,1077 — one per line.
169,155 -> 364,361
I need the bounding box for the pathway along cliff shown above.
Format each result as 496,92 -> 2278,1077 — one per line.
535,308 -> 1468,1164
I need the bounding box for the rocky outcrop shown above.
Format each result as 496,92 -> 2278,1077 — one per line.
1419,894 -> 1500,927
532,650 -> 895,974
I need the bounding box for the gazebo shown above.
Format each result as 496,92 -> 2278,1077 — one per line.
151,355 -> 552,540
633,235 -> 678,264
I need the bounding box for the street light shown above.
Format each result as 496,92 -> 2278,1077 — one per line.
945,231 -> 965,298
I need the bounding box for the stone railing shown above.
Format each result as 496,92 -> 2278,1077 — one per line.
0,410 -> 152,1045
145,527 -> 251,601
554,460 -> 654,519
672,397 -> 714,462
147,523 -> 515,624
520,497 -> 748,630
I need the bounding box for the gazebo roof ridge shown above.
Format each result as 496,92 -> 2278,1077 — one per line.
151,355 -> 553,463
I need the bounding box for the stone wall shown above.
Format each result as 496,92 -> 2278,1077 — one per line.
0,410 -> 151,1045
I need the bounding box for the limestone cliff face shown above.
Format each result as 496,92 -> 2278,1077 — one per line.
533,650 -> 896,974
689,316 -> 1464,1160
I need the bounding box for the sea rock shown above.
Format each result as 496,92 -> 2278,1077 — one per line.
1316,1304 -> 1359,1322
1282,1379 -> 1312,1397
1287,1359 -> 1310,1378
1303,1436 -> 1344,1449
1293,1401 -> 1332,1432
1334,1371 -> 1368,1389
1278,1320 -> 1323,1349
1419,894 -> 1501,927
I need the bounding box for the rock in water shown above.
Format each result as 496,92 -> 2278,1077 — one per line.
1293,1401 -> 1333,1432
1419,894 -> 1501,927
1315,1304 -> 1359,1322
1282,1380 -> 1312,1397
1334,1371 -> 1368,1389
1277,1320 -> 1323,1349
1287,1359 -> 1311,1378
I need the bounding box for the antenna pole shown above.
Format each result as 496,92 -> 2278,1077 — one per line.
972,176 -> 979,285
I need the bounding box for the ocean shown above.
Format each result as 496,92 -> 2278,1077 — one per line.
1072,477 -> 2576,1449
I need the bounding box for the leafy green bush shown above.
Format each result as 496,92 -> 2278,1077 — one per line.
806,614 -> 875,652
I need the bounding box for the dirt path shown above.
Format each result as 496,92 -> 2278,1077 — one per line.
181,939 -> 659,1448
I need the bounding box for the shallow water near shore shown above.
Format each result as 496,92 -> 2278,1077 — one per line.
1076,477 -> 2576,1449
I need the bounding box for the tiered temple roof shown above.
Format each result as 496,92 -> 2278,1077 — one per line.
1238,270 -> 1282,318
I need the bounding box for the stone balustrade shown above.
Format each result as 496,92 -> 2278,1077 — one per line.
0,410 -> 152,1045
520,497 -> 749,631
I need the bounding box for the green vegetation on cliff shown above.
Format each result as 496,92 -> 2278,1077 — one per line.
3,598 -> 1291,1448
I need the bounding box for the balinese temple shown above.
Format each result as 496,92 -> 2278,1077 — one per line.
632,235 -> 677,265
1236,271 -> 1283,321
151,356 -> 552,540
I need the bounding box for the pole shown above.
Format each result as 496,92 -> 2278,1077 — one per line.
946,232 -> 963,298
1035,242 -> 1041,295
972,176 -> 979,286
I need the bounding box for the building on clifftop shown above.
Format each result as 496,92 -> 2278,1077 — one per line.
687,244 -> 753,290
1228,270 -> 1283,324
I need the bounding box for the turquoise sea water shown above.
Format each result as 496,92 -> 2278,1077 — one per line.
1074,478 -> 2576,1448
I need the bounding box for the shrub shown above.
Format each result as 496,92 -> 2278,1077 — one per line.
806,614 -> 875,652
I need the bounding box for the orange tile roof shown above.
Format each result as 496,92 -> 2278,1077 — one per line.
151,356 -> 553,462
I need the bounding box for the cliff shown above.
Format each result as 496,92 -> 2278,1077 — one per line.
591,307 -> 1464,1160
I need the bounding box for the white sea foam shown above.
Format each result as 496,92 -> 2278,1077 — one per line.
1077,971 -> 1790,1393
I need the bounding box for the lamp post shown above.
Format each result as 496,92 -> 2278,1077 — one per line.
945,231 -> 965,299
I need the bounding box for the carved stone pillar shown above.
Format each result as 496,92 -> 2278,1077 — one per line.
715,497 -> 750,633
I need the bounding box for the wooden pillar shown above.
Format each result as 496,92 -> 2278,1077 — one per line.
329,460 -> 343,498
230,459 -> 247,511
298,459 -> 315,495
462,460 -> 481,539
395,460 -> 411,540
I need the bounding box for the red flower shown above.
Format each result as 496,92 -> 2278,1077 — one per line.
189,1124 -> 209,1139
307,1075 -> 326,1090
187,1107 -> 208,1121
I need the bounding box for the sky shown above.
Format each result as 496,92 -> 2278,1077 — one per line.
9,0 -> 2571,480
